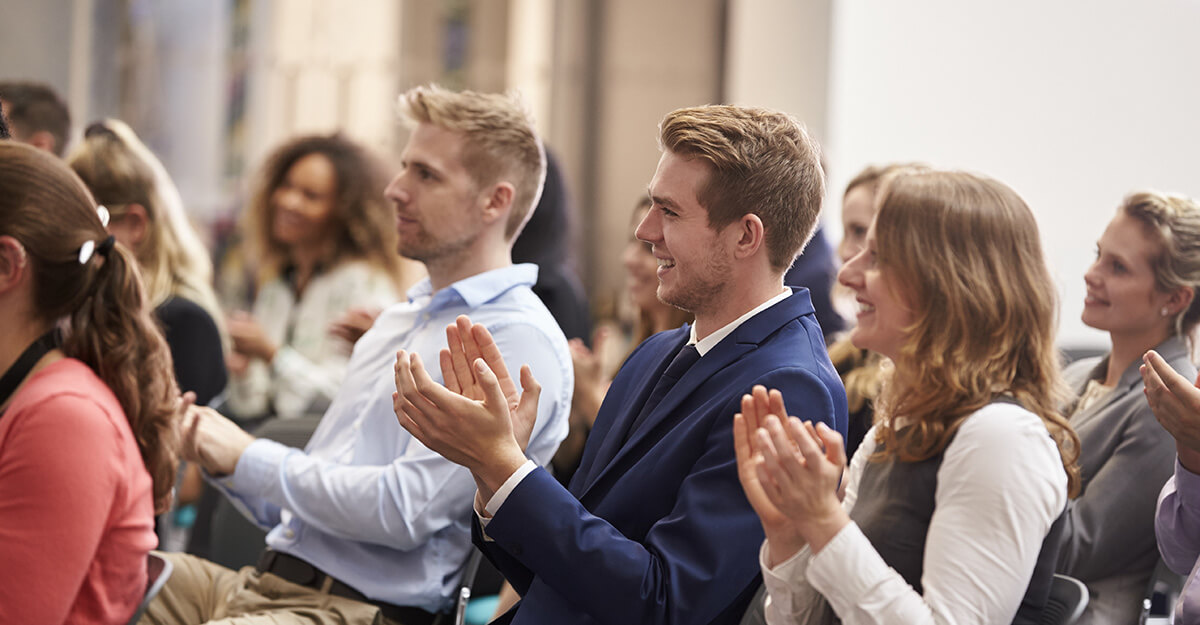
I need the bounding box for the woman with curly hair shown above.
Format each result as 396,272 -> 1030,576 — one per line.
737,169 -> 1080,624
225,134 -> 411,420
0,142 -> 180,624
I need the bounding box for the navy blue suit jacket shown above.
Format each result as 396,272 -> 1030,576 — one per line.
475,289 -> 848,625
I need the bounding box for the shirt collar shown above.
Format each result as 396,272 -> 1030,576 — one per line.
689,288 -> 792,356
406,263 -> 539,309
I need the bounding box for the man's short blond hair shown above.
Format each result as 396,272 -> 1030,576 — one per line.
659,105 -> 824,271
399,85 -> 546,240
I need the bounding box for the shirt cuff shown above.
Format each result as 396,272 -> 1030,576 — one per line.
807,521 -> 893,615
229,438 -> 290,496
485,459 -> 537,517
760,539 -> 813,619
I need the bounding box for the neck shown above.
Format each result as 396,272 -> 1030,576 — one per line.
691,271 -> 787,341
426,237 -> 512,292
1106,326 -> 1173,386
648,305 -> 680,334
289,241 -> 333,294
0,310 -> 59,412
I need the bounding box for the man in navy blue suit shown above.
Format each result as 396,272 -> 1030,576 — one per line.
394,104 -> 848,625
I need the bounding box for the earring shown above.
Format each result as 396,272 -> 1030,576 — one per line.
1162,307 -> 1170,317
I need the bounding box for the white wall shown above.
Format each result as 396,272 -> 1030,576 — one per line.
824,0 -> 1200,350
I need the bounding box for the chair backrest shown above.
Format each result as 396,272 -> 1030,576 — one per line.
434,548 -> 484,625
1040,574 -> 1088,625
126,551 -> 174,625
1140,557 -> 1187,624
738,583 -> 767,625
207,415 -> 321,570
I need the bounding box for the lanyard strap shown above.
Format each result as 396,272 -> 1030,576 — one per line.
0,330 -> 61,412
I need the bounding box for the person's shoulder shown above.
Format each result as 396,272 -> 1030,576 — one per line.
157,296 -> 218,327
7,360 -> 126,438
954,401 -> 1056,453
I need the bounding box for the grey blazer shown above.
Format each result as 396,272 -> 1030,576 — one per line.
1057,335 -> 1195,622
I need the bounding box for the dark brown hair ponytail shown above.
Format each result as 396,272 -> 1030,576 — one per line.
0,142 -> 179,512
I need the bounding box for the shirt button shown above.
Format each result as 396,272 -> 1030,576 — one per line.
284,529 -> 295,539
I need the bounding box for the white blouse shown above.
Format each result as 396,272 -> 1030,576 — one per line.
224,259 -> 398,420
761,402 -> 1068,625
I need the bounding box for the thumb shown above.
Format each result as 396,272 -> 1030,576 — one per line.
474,358 -> 509,415
816,422 -> 847,468
518,364 -> 542,413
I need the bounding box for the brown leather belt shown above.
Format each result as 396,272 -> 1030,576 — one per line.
256,549 -> 436,625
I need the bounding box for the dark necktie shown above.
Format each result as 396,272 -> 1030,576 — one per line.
626,344 -> 701,440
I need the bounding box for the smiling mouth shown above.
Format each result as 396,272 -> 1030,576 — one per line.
656,258 -> 675,269
857,301 -> 875,313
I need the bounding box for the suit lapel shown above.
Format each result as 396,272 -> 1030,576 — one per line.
576,289 -> 814,501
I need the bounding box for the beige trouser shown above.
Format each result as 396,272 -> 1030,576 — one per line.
140,551 -> 406,625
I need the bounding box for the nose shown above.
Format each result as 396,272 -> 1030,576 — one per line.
634,208 -> 661,247
837,239 -> 858,266
384,173 -> 408,204
1083,260 -> 1101,289
837,249 -> 866,291
274,187 -> 301,211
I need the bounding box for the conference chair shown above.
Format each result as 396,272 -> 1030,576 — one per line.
126,551 -> 174,625
1040,574 -> 1089,625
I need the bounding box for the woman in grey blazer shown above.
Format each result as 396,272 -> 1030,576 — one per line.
1058,191 -> 1200,624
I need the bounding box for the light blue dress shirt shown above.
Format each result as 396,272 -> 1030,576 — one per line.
218,263 -> 572,612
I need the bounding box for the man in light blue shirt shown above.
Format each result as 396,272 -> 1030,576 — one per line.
147,85 -> 571,625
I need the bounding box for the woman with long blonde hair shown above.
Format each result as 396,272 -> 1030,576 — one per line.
69,119 -> 227,405
1055,191 -> 1200,624
737,169 -> 1079,624
0,142 -> 180,624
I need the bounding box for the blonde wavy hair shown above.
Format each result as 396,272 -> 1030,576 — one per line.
872,170 -> 1080,496
68,120 -> 225,337
398,85 -> 547,240
1118,191 -> 1200,340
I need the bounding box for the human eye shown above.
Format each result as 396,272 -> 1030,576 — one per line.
1111,259 -> 1127,274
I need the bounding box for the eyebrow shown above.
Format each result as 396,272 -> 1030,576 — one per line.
647,188 -> 679,211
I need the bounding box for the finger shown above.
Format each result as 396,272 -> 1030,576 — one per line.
753,430 -> 788,505
733,413 -> 752,467
440,349 -> 461,394
474,358 -> 514,425
392,391 -> 428,439
751,385 -> 771,420
764,415 -> 807,486
471,323 -> 518,399
757,416 -> 798,491
446,324 -> 477,395
593,326 -> 610,353
396,351 -> 438,420
1147,350 -> 1200,411
768,388 -> 789,421
741,393 -> 761,434
518,364 -> 542,413
815,422 -> 847,469
456,316 -> 485,371
792,420 -> 827,467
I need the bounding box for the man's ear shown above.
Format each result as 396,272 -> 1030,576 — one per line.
730,213 -> 766,260
481,182 -> 516,227
0,236 -> 29,295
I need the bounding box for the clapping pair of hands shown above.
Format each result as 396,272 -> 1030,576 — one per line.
392,315 -> 542,501
734,386 -> 851,568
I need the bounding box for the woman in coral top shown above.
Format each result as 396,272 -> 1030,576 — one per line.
0,142 -> 180,624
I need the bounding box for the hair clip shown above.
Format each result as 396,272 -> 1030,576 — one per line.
97,205 -> 110,227
78,240 -> 96,264
78,236 -> 115,265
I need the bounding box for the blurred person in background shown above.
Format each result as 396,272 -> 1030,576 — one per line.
0,142 -> 180,624
553,195 -> 691,483
69,119 -> 228,407
0,81 -> 71,156
1056,191 -> 1200,624
826,163 -> 927,459
224,133 -> 409,422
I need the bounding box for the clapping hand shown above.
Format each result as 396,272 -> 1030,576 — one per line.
734,385 -> 850,566
1142,349 -> 1200,472
392,316 -> 540,496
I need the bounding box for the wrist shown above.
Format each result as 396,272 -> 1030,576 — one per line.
802,508 -> 851,555
475,444 -> 529,496
1179,444 -> 1200,475
763,525 -> 807,569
